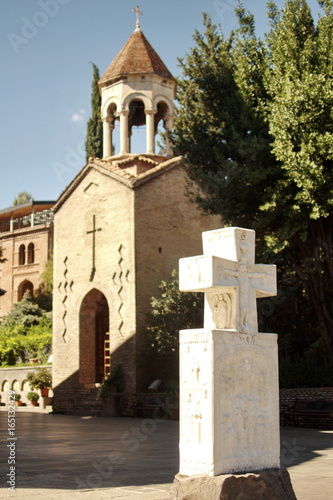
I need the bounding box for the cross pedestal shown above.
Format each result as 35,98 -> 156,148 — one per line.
177,228 -> 281,476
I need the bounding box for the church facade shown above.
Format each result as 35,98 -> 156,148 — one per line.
52,22 -> 221,414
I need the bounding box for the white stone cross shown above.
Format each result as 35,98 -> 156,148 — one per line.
179,227 -> 277,334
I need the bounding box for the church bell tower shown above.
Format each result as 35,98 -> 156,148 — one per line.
98,8 -> 176,158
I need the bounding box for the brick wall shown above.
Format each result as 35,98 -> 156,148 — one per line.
280,387 -> 333,407
0,225 -> 53,317
134,165 -> 221,389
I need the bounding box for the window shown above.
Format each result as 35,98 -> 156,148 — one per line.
19,244 -> 25,265
27,243 -> 35,264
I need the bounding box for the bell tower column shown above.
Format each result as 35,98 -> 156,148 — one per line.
145,110 -> 155,154
164,114 -> 174,157
103,118 -> 113,158
119,110 -> 129,155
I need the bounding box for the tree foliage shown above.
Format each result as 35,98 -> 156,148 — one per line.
85,63 -> 103,161
12,191 -> 32,206
0,316 -> 52,366
173,1 -> 333,358
146,270 -> 203,354
1,292 -> 43,329
142,270 -> 203,381
35,254 -> 53,311
26,367 -> 52,389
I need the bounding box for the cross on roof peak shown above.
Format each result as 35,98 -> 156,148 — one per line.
132,5 -> 143,29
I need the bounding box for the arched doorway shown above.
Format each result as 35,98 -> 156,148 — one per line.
18,280 -> 33,301
79,289 -> 110,385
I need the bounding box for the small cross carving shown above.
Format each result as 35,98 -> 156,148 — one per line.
179,227 -> 277,335
87,215 -> 102,281
132,5 -> 143,29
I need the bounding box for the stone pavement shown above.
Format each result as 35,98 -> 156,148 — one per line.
0,407 -> 332,499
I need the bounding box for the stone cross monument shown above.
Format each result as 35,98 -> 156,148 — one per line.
173,227 -> 296,499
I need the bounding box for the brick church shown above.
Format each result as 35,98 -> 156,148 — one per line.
52,17 -> 221,414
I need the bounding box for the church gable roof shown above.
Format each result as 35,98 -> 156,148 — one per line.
99,29 -> 175,87
93,155 -> 184,188
53,155 -> 184,213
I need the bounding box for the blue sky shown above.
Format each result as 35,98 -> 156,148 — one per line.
0,0 -> 321,208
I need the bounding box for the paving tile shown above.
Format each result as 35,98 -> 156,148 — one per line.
1,409 -> 332,499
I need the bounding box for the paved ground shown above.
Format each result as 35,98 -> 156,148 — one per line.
0,407 -> 332,499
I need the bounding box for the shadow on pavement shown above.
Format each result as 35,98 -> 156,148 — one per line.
1,411 -> 332,493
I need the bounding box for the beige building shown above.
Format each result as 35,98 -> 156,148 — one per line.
52,23 -> 221,414
0,201 -> 54,318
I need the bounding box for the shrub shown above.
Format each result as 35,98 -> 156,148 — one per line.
26,367 -> 52,389
141,269 -> 203,383
1,292 -> 43,329
27,391 -> 39,401
0,316 -> 52,366
97,365 -> 125,401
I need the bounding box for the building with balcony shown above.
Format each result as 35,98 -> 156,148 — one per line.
0,200 -> 54,318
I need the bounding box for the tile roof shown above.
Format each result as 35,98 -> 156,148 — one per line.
92,154 -> 183,187
99,28 -> 175,87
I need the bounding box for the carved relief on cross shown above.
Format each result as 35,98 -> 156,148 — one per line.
179,227 -> 277,335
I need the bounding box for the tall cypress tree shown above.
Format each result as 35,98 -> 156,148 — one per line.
85,63 -> 103,161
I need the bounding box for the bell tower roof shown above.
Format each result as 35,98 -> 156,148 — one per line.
99,28 -> 175,88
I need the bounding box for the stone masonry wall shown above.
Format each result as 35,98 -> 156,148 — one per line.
280,387 -> 333,407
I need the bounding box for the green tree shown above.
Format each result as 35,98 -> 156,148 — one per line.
0,305 -> 52,365
13,191 -> 33,205
1,291 -> 43,329
85,63 -> 103,161
172,13 -> 277,233
173,1 -> 333,357
142,270 -> 203,381
35,254 -> 53,311
40,254 -> 53,293
263,0 -> 333,356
